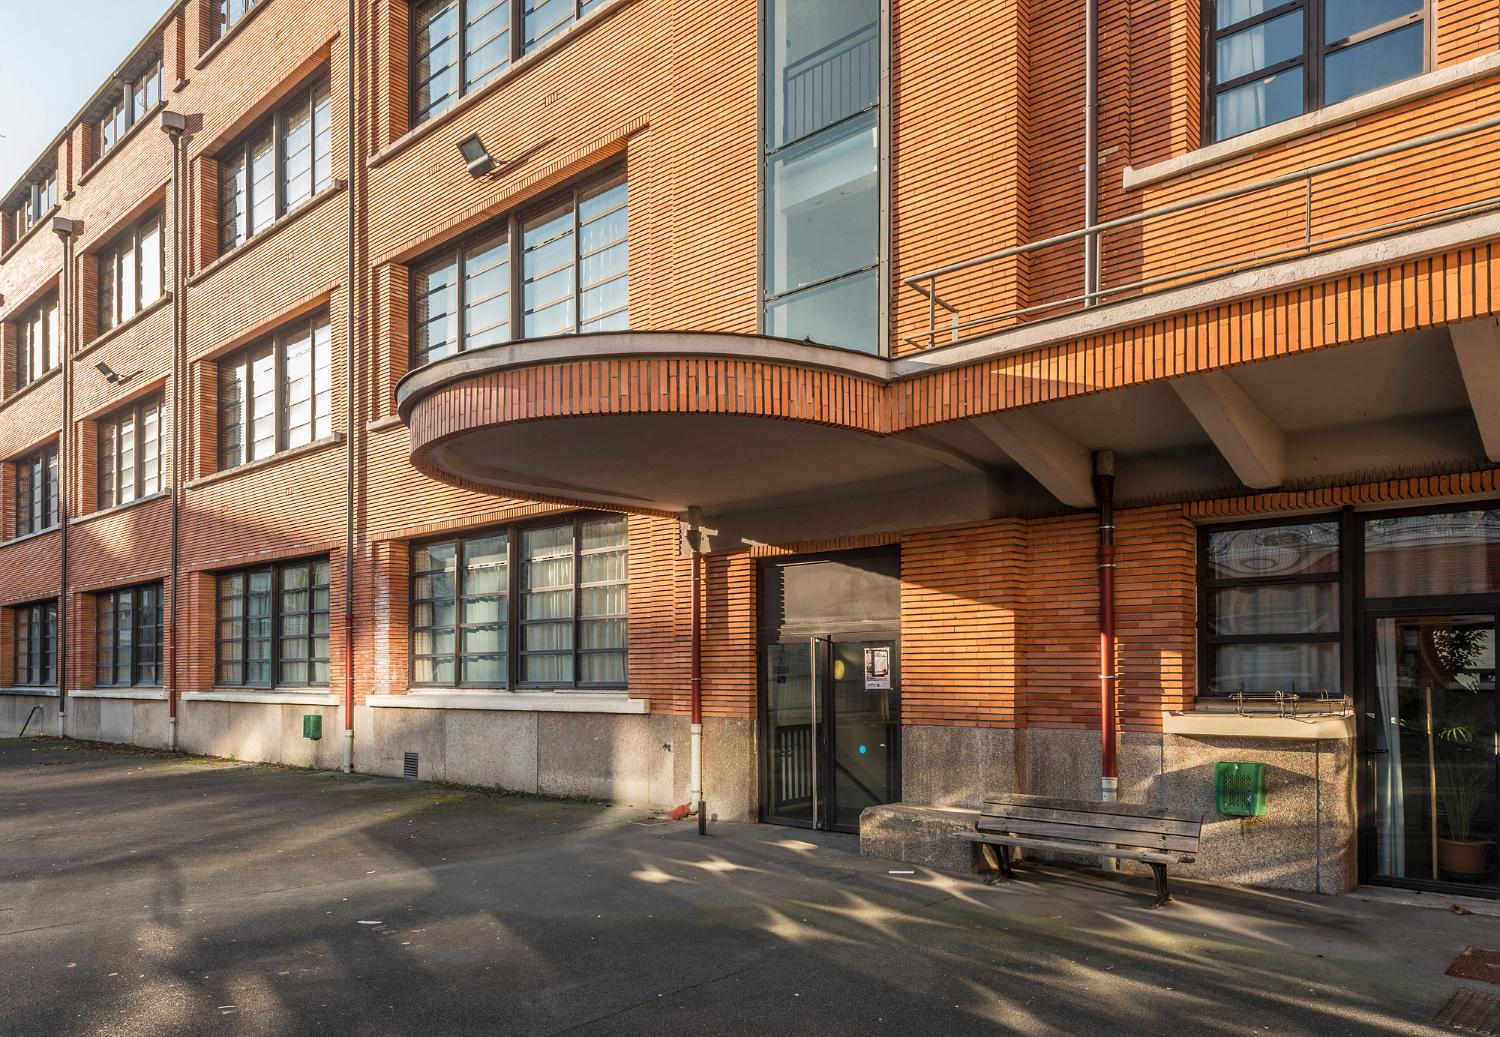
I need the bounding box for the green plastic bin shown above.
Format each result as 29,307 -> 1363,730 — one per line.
303,714 -> 323,740
1216,761 -> 1266,817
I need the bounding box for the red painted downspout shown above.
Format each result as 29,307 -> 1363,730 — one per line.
1094,451 -> 1118,802
341,0 -> 358,772
163,115 -> 185,749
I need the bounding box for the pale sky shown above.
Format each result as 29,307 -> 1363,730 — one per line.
0,0 -> 168,193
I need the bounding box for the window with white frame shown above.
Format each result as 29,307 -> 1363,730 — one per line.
14,292 -> 59,391
98,208 -> 165,334
97,394 -> 163,510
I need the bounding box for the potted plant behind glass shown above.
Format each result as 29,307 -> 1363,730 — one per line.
1437,755 -> 1493,878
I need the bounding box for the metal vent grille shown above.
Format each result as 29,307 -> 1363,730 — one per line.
403,752 -> 419,780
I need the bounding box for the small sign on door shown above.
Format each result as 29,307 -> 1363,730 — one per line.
864,646 -> 891,690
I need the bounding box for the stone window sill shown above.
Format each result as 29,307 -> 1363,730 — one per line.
369,691 -> 648,715
0,686 -> 59,697
78,102 -> 168,190
71,489 -> 171,527
1124,53 -> 1500,191
185,433 -> 344,490
0,204 -> 60,263
70,687 -> 167,701
369,0 -> 636,169
1163,710 -> 1354,741
1,364 -> 61,412
0,524 -> 59,550
78,293 -> 172,361
189,182 -> 345,288
196,0 -> 277,70
183,690 -> 340,706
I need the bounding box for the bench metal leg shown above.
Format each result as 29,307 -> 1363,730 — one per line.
1149,863 -> 1171,908
973,841 -> 1001,883
997,844 -> 1014,881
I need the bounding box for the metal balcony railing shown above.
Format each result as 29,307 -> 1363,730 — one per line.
903,112 -> 1500,349
782,25 -> 879,145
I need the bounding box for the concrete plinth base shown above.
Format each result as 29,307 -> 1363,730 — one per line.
859,804 -> 990,875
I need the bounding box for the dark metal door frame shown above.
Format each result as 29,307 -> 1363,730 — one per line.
1357,604 -> 1500,897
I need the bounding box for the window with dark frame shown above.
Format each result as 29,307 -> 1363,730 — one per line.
1199,518 -> 1343,697
97,394 -> 163,511
1205,0 -> 1427,142
14,442 -> 59,539
409,0 -> 606,125
217,311 -> 333,471
96,583 -> 163,687
410,172 -> 626,368
214,0 -> 262,40
14,291 -> 59,391
10,172 -> 57,243
216,557 -> 330,688
98,208 -> 165,335
217,73 -> 334,256
411,513 -> 626,689
97,59 -> 164,160
13,600 -> 57,687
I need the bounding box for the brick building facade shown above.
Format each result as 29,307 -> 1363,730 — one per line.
3,0 -> 1499,896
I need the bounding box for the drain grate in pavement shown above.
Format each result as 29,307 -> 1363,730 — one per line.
1435,989 -> 1500,1035
1448,949 -> 1500,986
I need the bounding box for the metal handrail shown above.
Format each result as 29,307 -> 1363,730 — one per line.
903,110 -> 1500,348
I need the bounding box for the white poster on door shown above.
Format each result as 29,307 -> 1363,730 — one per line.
864,646 -> 891,690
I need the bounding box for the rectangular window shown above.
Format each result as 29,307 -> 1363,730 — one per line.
12,172 -> 57,240
14,442 -> 59,538
1199,519 -> 1342,697
1206,0 -> 1427,142
14,292 -> 59,391
217,312 -> 333,470
97,394 -> 163,511
96,583 -> 163,687
97,59 -> 164,160
410,0 -> 604,124
218,75 -> 334,254
215,0 -> 261,40
13,600 -> 57,687
762,0 -> 881,354
411,173 -> 625,367
216,557 -> 329,687
97,209 -> 165,334
411,513 -> 626,689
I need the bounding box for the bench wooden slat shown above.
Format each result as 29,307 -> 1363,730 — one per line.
956,830 -> 1193,867
982,793 -> 1202,827
980,803 -> 1203,839
976,816 -> 1201,853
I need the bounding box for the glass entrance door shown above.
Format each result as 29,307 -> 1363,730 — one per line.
1369,613 -> 1499,891
763,635 -> 899,832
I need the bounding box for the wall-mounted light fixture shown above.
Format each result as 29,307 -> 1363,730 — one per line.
159,110 -> 188,136
458,133 -> 496,178
94,361 -> 138,385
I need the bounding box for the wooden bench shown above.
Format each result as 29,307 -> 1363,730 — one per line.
954,794 -> 1204,907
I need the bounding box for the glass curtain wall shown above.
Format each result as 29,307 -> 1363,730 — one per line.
763,0 -> 881,354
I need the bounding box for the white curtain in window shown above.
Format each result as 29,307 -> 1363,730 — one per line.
1373,619 -> 1405,877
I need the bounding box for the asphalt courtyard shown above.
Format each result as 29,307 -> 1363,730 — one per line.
1,738 -> 1496,1036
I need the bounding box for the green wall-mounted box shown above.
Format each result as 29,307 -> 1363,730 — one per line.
303,714 -> 322,740
1216,761 -> 1266,817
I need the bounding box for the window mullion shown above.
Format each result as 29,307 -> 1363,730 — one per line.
455,538 -> 466,688
458,0 -> 468,98
572,517 -> 581,688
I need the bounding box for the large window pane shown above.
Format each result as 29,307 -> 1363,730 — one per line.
414,257 -> 460,365
524,0 -> 573,51
1209,643 -> 1341,696
765,110 -> 878,298
1216,66 -> 1304,139
768,0 -> 878,147
414,0 -> 461,120
1206,522 -> 1339,580
1210,584 -> 1339,636
522,203 -> 577,338
466,0 -> 511,91
1217,11 -> 1303,82
464,233 -> 511,351
1366,509 -> 1500,598
1217,0 -> 1281,29
766,268 -> 878,354
578,180 -> 628,332
1323,23 -> 1424,105
1324,0 -> 1422,43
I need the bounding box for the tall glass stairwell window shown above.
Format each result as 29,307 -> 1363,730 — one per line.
763,0 -> 881,354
